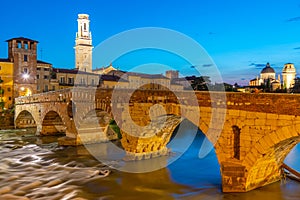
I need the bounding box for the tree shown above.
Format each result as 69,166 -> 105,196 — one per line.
291,77 -> 300,93
191,76 -> 211,91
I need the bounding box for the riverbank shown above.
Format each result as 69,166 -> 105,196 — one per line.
0,111 -> 14,129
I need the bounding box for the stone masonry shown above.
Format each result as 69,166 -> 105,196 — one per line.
14,88 -> 300,192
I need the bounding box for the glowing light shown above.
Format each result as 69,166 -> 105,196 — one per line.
20,87 -> 25,91
22,73 -> 29,80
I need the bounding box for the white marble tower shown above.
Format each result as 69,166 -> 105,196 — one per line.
282,63 -> 296,90
75,14 -> 93,72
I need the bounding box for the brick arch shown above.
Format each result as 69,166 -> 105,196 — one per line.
41,107 -> 68,128
40,109 -> 67,135
15,109 -> 38,128
242,124 -> 300,191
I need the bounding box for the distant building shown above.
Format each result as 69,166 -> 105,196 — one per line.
282,63 -> 296,90
51,68 -> 99,90
93,64 -> 117,75
7,37 -> 38,97
36,60 -> 52,92
99,74 -> 128,89
165,70 -> 179,79
0,59 -> 14,109
75,14 -> 93,72
105,70 -> 183,90
249,62 -> 283,91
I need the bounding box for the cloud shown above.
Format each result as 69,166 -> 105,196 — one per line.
249,63 -> 266,68
202,64 -> 213,68
286,16 -> 300,22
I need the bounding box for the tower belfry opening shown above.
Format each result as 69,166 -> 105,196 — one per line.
74,14 -> 93,72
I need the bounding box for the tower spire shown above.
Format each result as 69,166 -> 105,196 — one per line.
74,14 -> 93,72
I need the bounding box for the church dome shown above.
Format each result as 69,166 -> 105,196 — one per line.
282,63 -> 296,73
261,63 -> 275,74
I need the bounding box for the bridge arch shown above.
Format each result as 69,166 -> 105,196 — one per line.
15,110 -> 37,129
242,124 -> 300,191
40,110 -> 66,135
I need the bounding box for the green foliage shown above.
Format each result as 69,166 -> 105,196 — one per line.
0,89 -> 4,95
0,99 -> 4,110
291,77 -> 300,93
109,119 -> 122,139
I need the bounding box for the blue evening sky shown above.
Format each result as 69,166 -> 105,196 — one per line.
1,0 -> 300,85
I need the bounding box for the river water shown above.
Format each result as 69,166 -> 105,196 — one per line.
0,128 -> 300,200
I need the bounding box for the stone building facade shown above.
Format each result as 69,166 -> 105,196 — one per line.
36,60 -> 52,92
7,37 -> 38,97
75,14 -> 93,72
0,59 -> 14,109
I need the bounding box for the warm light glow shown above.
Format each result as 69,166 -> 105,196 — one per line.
22,73 -> 29,80
20,87 -> 25,91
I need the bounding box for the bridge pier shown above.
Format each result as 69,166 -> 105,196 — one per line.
120,115 -> 183,160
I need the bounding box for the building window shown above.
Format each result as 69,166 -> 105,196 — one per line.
8,97 -> 11,101
17,42 -> 21,48
44,75 -> 49,80
24,55 -> 28,62
60,77 -> 65,84
91,79 -> 95,85
52,86 -> 55,91
44,85 -> 48,92
37,75 -> 39,79
37,85 -> 40,91
23,68 -> 28,73
68,77 -> 74,85
24,43 -> 28,49
37,67 -> 41,71
44,68 -> 50,71
0,66 -> 1,70
7,88 -> 11,92
30,42 -> 34,49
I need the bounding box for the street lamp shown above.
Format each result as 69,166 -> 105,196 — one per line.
22,73 -> 29,80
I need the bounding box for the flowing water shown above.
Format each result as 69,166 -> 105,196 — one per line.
0,128 -> 300,200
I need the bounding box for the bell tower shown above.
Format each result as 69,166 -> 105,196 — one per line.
75,14 -> 93,72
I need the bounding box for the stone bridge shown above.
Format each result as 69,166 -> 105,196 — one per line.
14,87 -> 300,192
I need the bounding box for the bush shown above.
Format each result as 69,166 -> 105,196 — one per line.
109,119 -> 122,139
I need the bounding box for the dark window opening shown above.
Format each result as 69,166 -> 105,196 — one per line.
24,55 -> 28,62
30,42 -> 34,49
232,125 -> 241,160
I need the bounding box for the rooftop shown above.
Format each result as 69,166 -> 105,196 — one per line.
52,68 -> 98,76
0,58 -> 11,63
37,60 -> 52,65
6,37 -> 38,43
